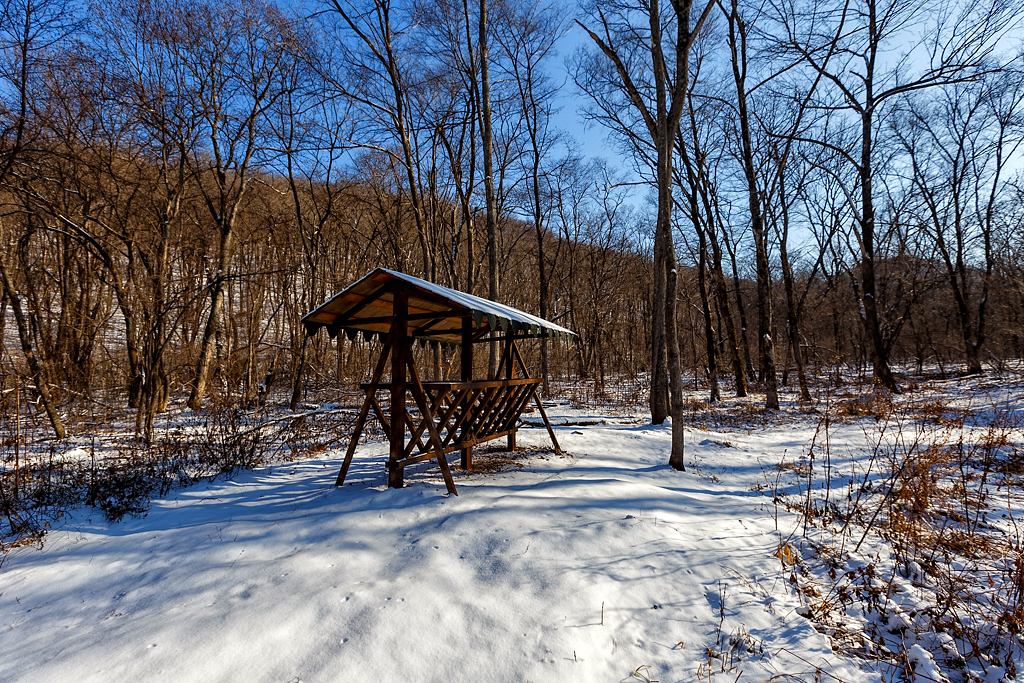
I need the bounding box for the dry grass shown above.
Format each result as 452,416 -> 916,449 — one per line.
467,444 -> 559,474
775,379 -> 1024,680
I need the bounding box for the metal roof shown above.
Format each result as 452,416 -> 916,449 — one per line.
302,268 -> 575,344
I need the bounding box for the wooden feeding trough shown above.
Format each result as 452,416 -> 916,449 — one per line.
302,268 -> 575,495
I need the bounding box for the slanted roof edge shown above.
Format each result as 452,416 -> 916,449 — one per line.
301,268 -> 576,341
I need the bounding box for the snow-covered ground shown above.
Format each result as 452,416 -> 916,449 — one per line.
1,377 -> 1021,682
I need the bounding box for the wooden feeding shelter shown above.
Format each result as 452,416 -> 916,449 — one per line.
302,268 -> 575,495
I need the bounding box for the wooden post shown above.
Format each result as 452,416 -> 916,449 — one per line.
460,317 -> 473,470
505,337 -> 516,451
335,335 -> 392,486
389,289 -> 408,488
511,340 -> 562,454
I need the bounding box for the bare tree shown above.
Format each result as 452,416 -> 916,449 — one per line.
494,0 -> 567,393
896,63 -> 1024,374
0,0 -> 79,438
577,0 -> 716,469
776,0 -> 1018,391
182,0 -> 296,409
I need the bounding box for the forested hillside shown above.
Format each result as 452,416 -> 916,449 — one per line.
1,0 -> 1022,438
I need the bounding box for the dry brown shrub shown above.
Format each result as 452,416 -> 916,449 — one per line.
891,444 -> 953,521
835,392 -> 894,419
682,397 -> 711,411
778,460 -> 811,477
916,399 -> 968,425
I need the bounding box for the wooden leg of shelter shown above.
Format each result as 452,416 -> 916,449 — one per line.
460,318 -> 473,471
389,293 -> 409,489
505,339 -> 516,451
369,395 -> 390,434
407,359 -> 458,496
336,337 -> 392,486
532,388 -> 562,454
509,342 -> 561,454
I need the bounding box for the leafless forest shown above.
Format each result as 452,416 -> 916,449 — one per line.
1,0 -> 1023,445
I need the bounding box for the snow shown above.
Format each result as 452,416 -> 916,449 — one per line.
0,405 -> 870,683
4,374 -> 1023,682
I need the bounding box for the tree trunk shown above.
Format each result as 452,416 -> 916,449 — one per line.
777,213 -> 811,401
650,224 -> 670,423
723,229 -> 756,382
727,0 -> 778,409
704,195 -> 746,397
479,0 -> 500,377
857,111 -> 898,392
666,254 -> 686,471
696,229 -> 719,403
290,332 -> 309,410
188,224 -> 235,410
0,253 -> 66,439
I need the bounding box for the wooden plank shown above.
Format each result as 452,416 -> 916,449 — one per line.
396,429 -> 517,467
410,317 -> 448,335
335,333 -> 393,486
362,378 -> 539,391
369,394 -> 390,433
333,281 -> 391,327
413,327 -> 478,338
478,385 -> 518,436
509,342 -> 561,453
433,388 -> 470,447
443,388 -> 483,449
402,386 -> 451,459
342,311 -> 459,327
500,384 -> 536,433
471,333 -> 554,343
406,357 -> 458,496
397,279 -> 474,313
469,385 -> 504,437
494,384 -> 533,435
511,342 -> 532,380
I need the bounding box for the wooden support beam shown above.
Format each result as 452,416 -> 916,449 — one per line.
505,338 -> 516,450
396,429 -> 518,468
340,311 -> 458,327
388,290 -> 408,489
470,333 -> 556,343
332,281 -> 391,328
531,389 -> 562,454
402,387 -> 453,459
335,333 -> 393,486
364,378 -> 539,391
510,342 -> 561,454
511,342 -> 531,380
